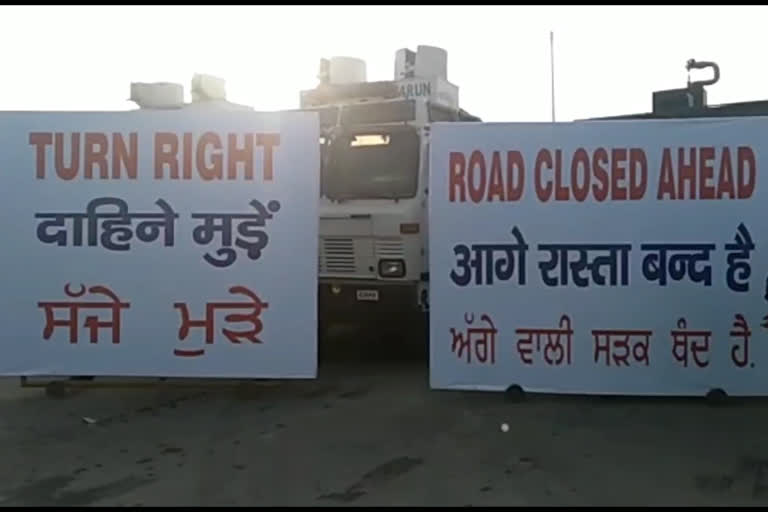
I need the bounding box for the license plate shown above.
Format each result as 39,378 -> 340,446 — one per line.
356,289 -> 379,302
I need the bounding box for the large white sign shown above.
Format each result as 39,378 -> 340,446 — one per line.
429,118 -> 768,396
0,109 -> 319,378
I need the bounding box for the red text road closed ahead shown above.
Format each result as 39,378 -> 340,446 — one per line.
447,145 -> 756,203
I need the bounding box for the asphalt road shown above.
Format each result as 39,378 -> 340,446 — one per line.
2,342 -> 768,506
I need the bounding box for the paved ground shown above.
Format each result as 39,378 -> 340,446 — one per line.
3,341 -> 768,506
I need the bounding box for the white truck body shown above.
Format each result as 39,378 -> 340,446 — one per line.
299,56 -> 479,326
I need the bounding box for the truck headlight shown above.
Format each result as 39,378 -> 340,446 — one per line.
378,259 -> 406,278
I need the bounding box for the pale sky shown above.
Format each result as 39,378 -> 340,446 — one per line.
1,5 -> 765,122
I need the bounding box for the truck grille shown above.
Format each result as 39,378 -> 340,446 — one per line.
318,237 -> 405,277
375,239 -> 405,259
320,238 -> 356,274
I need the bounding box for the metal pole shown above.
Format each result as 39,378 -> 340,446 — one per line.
550,30 -> 556,123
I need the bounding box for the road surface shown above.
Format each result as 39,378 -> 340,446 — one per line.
1,358 -> 768,506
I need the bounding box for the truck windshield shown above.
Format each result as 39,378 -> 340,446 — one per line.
322,127 -> 420,200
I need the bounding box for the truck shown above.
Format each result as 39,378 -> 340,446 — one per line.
294,46 -> 480,346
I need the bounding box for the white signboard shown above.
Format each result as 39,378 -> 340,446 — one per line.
0,110 -> 319,378
429,118 -> 768,396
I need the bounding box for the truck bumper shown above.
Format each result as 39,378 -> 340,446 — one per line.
318,279 -> 424,317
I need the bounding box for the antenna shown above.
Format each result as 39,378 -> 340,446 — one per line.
550,30 -> 556,122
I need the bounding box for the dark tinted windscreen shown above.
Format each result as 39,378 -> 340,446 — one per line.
322,128 -> 420,200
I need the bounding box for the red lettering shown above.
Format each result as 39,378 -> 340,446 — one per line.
155,132 -> 278,182
657,146 -> 753,201
54,133 -> 79,181
450,313 -> 498,365
610,148 -> 627,200
628,148 -> 648,200
37,283 -> 130,345
592,329 -> 651,367
29,132 -> 53,179
554,149 -> 568,201
535,149 -> 553,202
182,133 -> 193,180
505,151 -> 525,201
227,134 -> 254,180
657,148 -> 676,200
467,150 -> 487,203
677,147 -> 697,199
113,133 -> 138,179
450,150 -> 525,203
449,152 -> 466,202
699,146 -> 716,199
737,146 -> 756,199
515,315 -> 573,367
84,133 -> 109,179
34,132 -> 136,180
155,133 -> 179,179
256,133 -> 280,182
730,314 -> 751,369
487,151 -> 504,202
717,147 -> 735,199
173,286 -> 268,358
570,148 -> 590,202
592,147 -> 609,202
196,132 -> 223,181
671,318 -> 711,368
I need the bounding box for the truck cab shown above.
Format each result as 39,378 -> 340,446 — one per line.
297,47 -> 480,339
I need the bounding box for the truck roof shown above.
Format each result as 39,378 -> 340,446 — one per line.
288,98 -> 481,129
